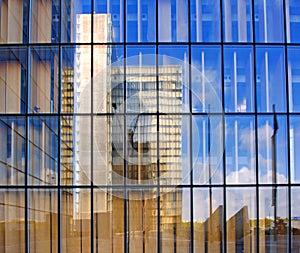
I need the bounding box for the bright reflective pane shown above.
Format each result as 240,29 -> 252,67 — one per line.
258,116 -> 288,184
0,47 -> 27,113
61,0 -> 92,42
0,189 -> 25,253
61,188 -> 90,253
61,116 -> 91,186
223,0 -> 253,42
190,0 -> 221,42
289,116 -> 300,183
126,0 -> 156,42
0,0 -> 29,43
158,0 -> 188,42
30,0 -> 60,43
291,187 -> 300,252
225,116 -> 256,184
28,117 -> 58,185
61,46 -> 91,113
193,188 -> 224,252
224,46 -> 254,112
93,189 -> 125,253
259,187 -> 288,252
127,188 -> 158,253
0,117 -> 26,185
193,115 -> 224,185
160,188 -> 190,252
226,188 -> 256,253
286,0 -> 300,43
256,47 -> 286,112
29,189 -> 58,253
29,47 -> 59,113
94,0 -> 123,42
158,46 -> 189,113
191,46 -> 222,113
254,0 -> 284,42
287,47 -> 300,112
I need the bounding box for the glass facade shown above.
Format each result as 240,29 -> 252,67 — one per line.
0,1 -> 299,253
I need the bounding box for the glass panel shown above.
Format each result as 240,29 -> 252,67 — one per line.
258,115 -> 288,184
61,0 -> 92,43
223,0 -> 252,42
291,187 -> 300,252
0,47 -> 27,113
0,0 -> 28,43
224,46 -> 254,112
127,188 -> 158,253
126,46 -> 156,114
158,46 -> 189,113
191,46 -> 222,113
290,116 -> 300,183
94,0 -> 123,42
126,0 -> 156,42
256,47 -> 286,113
61,188 -> 90,253
29,189 -> 58,253
0,189 -> 25,253
193,115 -> 224,185
226,188 -> 256,253
94,189 -> 125,253
159,115 -> 190,185
61,46 -> 91,113
28,116 -> 58,185
30,0 -> 60,43
29,47 -> 59,114
287,46 -> 300,112
160,188 -> 190,252
226,116 -> 256,184
193,188 -> 224,253
158,0 -> 188,42
61,116 -> 91,186
286,0 -> 300,43
190,0 -> 220,42
254,0 -> 284,42
259,187 -> 288,252
0,117 -> 26,185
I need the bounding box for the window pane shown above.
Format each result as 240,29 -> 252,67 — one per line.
94,0 -> 123,42
254,0 -> 284,42
291,187 -> 300,252
256,47 -> 286,112
290,116 -> 300,183
259,187 -> 288,252
0,0 -> 29,43
223,0 -> 253,42
61,0 -> 92,43
287,46 -> 300,112
226,188 -> 256,253
190,0 -> 220,42
61,188 -> 90,253
28,116 -> 58,185
0,117 -> 26,185
30,0 -> 60,43
224,46 -> 254,112
286,0 -> 300,43
126,0 -> 156,42
193,188 -> 224,252
258,116 -> 288,184
0,189 -> 25,253
0,47 -> 27,113
158,0 -> 188,42
225,116 -> 256,184
29,47 -> 59,114
191,46 -> 222,113
29,189 -> 58,253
